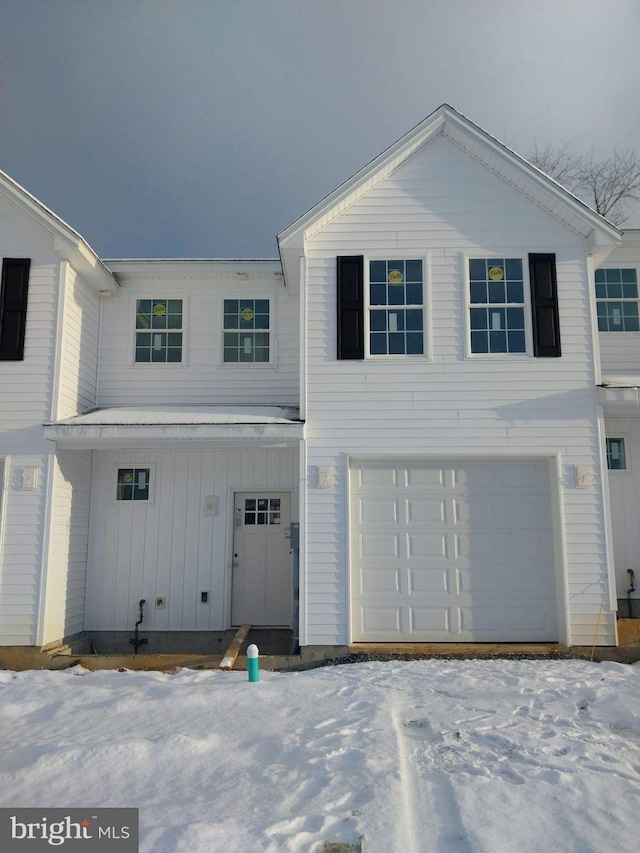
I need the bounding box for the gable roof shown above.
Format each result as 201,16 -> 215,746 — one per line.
277,103 -> 621,291
0,168 -> 117,293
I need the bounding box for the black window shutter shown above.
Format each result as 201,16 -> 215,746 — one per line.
337,256 -> 364,360
529,253 -> 561,357
0,258 -> 31,360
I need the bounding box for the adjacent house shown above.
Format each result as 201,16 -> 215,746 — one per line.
0,104 -> 637,656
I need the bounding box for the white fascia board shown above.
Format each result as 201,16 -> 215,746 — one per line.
443,118 -> 621,246
103,258 -> 282,276
597,385 -> 640,413
621,229 -> 640,247
0,171 -> 116,292
277,110 -> 447,250
43,422 -> 304,446
53,237 -> 118,294
277,104 -> 621,269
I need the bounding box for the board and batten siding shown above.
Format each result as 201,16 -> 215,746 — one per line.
41,450 -> 93,644
56,264 -> 100,418
85,448 -> 298,631
0,195 -> 62,644
97,270 -> 299,407
603,417 -> 640,602
597,246 -> 640,376
302,135 -> 614,647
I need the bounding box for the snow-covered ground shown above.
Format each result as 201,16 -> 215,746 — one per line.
1,659 -> 640,852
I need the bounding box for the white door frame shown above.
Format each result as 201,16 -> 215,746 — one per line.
225,486 -> 296,629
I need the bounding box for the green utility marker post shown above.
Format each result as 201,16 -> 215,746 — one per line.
247,644 -> 260,682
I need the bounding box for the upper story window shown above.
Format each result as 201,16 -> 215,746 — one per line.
469,258 -> 527,355
0,258 -> 30,361
337,253 -> 560,360
369,260 -> 424,356
135,299 -> 183,363
595,268 -> 639,332
223,299 -> 270,363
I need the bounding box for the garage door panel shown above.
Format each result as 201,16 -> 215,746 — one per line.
360,567 -> 401,595
351,458 -> 558,642
358,498 -> 400,524
360,606 -> 402,633
408,567 -> 452,594
358,532 -> 400,559
358,464 -> 401,489
406,467 -> 447,488
458,606 -> 503,634
456,568 -> 500,597
406,497 -> 447,524
406,532 -> 449,559
409,606 -> 453,634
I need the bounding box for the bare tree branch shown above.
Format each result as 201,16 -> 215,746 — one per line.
528,144 -> 640,226
529,143 -> 584,188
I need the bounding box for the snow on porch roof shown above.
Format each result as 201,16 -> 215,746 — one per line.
44,406 -> 304,447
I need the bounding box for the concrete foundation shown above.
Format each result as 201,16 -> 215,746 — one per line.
2,623 -> 640,671
85,629 -> 293,656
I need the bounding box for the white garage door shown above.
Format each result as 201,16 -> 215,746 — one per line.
350,459 -> 558,642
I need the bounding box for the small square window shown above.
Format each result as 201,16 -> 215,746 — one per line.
223,299 -> 270,363
135,299 -> 183,362
116,468 -> 150,501
606,438 -> 627,470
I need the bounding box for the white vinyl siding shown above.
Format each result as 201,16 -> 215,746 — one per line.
98,270 -> 299,406
85,447 -> 298,631
303,135 -> 614,647
0,193 -> 62,644
56,264 -> 100,418
41,450 -> 93,645
604,418 -> 640,604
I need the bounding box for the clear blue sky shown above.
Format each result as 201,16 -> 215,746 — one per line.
1,0 -> 639,257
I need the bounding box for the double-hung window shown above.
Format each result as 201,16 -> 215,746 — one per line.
368,259 -> 424,356
223,299 -> 270,363
595,268 -> 639,332
469,258 -> 527,354
135,299 -> 183,363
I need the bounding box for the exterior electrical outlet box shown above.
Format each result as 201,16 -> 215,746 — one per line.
203,496 -> 218,516
155,596 -> 166,608
200,591 -> 208,603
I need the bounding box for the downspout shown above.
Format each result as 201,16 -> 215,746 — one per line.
298,253 -> 307,648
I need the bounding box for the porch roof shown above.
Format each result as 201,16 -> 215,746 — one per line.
598,380 -> 640,414
44,405 -> 304,448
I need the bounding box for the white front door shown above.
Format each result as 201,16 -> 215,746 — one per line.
231,492 -> 292,626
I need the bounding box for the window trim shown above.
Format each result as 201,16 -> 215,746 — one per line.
129,294 -> 188,368
595,265 -> 640,334
463,252 -> 534,359
218,293 -> 277,368
113,464 -> 155,505
605,434 -> 631,475
362,253 -> 431,360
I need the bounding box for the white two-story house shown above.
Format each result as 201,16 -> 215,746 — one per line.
0,104 -> 637,656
